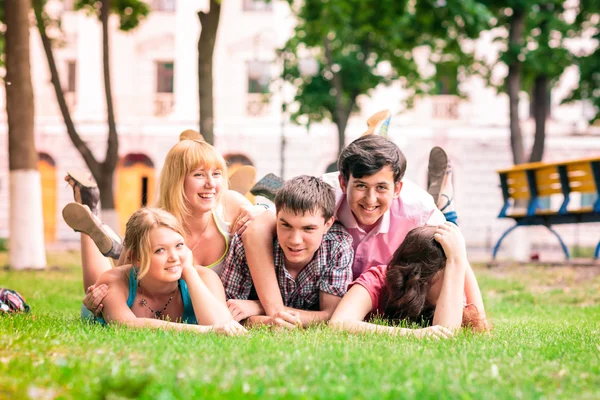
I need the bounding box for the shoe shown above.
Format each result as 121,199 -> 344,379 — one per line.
229,165 -> 257,195
62,203 -> 123,260
427,147 -> 449,205
65,171 -> 100,216
250,173 -> 284,201
361,109 -> 391,137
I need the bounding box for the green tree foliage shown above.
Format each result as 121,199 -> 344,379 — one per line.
561,0 -> 600,124
477,0 -> 598,163
281,0 -> 492,156
74,0 -> 149,31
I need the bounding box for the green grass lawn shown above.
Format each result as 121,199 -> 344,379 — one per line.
1,251 -> 599,399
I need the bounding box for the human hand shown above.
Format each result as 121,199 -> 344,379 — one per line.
229,205 -> 266,235
434,222 -> 467,264
211,320 -> 248,336
227,299 -> 265,322
180,247 -> 195,271
83,284 -> 108,317
411,325 -> 454,340
267,310 -> 302,330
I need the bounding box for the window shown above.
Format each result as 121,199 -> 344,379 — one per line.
65,61 -> 76,93
243,0 -> 273,12
434,63 -> 459,96
247,61 -> 270,94
156,62 -> 174,93
152,0 -> 176,12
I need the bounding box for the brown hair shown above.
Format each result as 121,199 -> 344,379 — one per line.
384,226 -> 487,332
338,135 -> 407,184
122,208 -> 186,280
274,175 -> 336,221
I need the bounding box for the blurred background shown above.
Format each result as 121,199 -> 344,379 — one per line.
1,0 -> 598,265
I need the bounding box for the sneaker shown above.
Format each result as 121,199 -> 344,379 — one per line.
62,203 -> 123,259
229,165 -> 257,195
427,147 -> 449,205
361,109 -> 391,137
250,173 -> 284,201
65,171 -> 100,216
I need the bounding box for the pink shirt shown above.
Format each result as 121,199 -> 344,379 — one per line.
349,264 -> 388,315
322,173 -> 445,279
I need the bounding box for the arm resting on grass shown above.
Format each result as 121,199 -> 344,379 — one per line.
97,269 -> 214,333
183,266 -> 232,326
285,292 -> 342,327
241,211 -> 285,316
329,285 -> 452,338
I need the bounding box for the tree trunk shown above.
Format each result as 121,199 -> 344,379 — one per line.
332,99 -> 355,158
530,75 -> 548,163
33,0 -> 101,176
5,0 -> 47,269
506,8 -> 525,165
100,0 -> 118,211
198,0 -> 222,145
323,36 -> 353,158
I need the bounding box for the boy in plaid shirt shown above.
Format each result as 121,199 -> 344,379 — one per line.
221,175 -> 354,328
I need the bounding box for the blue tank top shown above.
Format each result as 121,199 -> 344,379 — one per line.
97,268 -> 197,325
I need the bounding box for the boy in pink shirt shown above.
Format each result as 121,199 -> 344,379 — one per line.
240,135 -> 455,324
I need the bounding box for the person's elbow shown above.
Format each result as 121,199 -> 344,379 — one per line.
242,212 -> 275,243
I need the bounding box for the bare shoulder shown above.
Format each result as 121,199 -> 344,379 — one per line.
222,190 -> 251,216
96,265 -> 131,289
195,265 -> 220,281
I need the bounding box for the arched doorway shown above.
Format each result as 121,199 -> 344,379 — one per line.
224,153 -> 256,202
115,154 -> 155,234
38,153 -> 56,243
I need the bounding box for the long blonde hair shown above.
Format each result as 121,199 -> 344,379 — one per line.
155,139 -> 228,230
123,208 -> 186,280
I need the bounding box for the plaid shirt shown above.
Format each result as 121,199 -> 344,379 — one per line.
221,222 -> 354,310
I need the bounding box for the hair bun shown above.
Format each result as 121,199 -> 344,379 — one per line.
179,130 -> 205,142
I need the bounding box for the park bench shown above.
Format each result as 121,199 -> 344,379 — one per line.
492,156 -> 600,260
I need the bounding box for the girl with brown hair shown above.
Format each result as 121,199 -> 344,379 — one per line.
329,222 -> 488,338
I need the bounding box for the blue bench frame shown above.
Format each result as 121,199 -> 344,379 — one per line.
493,159 -> 600,260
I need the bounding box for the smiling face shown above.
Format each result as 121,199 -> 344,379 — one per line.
142,226 -> 188,283
276,208 -> 334,271
339,165 -> 402,231
183,165 -> 225,214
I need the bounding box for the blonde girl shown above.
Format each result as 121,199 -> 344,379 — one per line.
64,133 -> 270,315
87,207 -> 245,335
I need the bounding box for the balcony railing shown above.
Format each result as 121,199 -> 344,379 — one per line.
246,93 -> 270,117
431,95 -> 460,120
154,93 -> 174,117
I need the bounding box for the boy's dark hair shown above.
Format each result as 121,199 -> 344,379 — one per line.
338,135 -> 407,183
274,175 -> 335,221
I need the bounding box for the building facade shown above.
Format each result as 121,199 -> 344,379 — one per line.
0,0 -> 598,259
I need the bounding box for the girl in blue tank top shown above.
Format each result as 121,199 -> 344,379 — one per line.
88,207 -> 246,336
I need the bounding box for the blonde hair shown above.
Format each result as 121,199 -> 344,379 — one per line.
155,139 -> 228,230
122,208 -> 186,280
